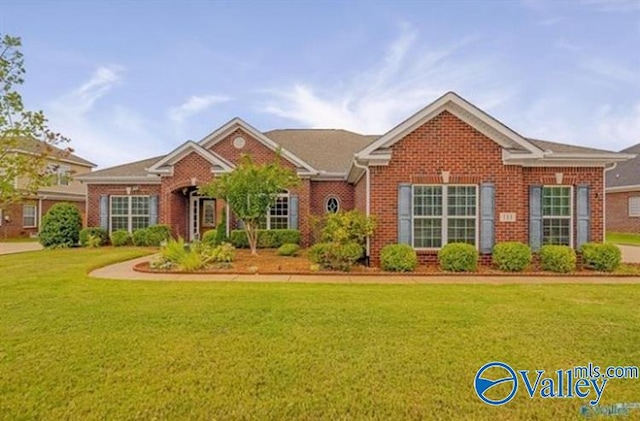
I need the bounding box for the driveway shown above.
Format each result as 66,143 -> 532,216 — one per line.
0,242 -> 42,255
620,245 -> 640,264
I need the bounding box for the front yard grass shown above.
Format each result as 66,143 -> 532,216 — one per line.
606,231 -> 640,246
0,248 -> 639,420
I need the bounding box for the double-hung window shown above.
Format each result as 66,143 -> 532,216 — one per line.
629,197 -> 640,217
412,185 -> 477,248
259,193 -> 289,230
542,186 -> 572,246
23,204 -> 37,228
110,196 -> 150,233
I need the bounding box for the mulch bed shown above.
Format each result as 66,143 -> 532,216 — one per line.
133,249 -> 640,277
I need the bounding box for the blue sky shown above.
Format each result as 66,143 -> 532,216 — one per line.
2,0 -> 639,168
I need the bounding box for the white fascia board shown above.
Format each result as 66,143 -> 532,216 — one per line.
79,176 -> 162,184
147,141 -> 234,173
198,117 -> 318,174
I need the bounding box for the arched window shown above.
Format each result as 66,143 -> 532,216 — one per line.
325,196 -> 340,214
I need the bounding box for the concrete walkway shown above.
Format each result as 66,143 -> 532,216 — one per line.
620,245 -> 640,263
90,255 -> 640,284
0,242 -> 42,255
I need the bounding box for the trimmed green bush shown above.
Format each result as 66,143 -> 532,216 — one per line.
380,244 -> 418,272
308,242 -> 363,271
438,243 -> 478,272
320,210 -> 376,246
278,243 -> 300,257
39,203 -> 83,248
580,242 -> 621,272
539,245 -> 576,273
79,227 -> 109,247
229,229 -> 301,249
492,242 -> 532,272
131,225 -> 171,247
132,229 -> 149,247
110,230 -> 132,247
202,230 -> 218,246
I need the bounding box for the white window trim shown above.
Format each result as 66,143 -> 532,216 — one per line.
541,185 -> 574,248
411,184 -> 479,251
629,196 -> 640,217
325,195 -> 340,213
57,165 -> 71,186
264,192 -> 289,230
109,195 -> 151,233
23,204 -> 37,228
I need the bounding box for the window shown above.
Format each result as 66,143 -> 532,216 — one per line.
47,163 -> 72,186
629,197 -> 640,217
325,196 -> 340,213
23,204 -> 37,228
202,200 -> 216,227
110,196 -> 150,233
259,193 -> 289,230
412,185 -> 477,248
542,186 -> 572,246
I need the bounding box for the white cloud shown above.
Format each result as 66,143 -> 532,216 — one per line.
57,65 -> 124,115
579,0 -> 640,12
263,25 -> 514,134
581,59 -> 639,86
168,95 -> 230,124
596,102 -> 640,147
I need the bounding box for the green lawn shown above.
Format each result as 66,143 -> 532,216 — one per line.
0,249 -> 639,420
607,231 -> 640,246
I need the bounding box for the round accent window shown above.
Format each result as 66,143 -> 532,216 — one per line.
233,136 -> 245,149
325,196 -> 340,213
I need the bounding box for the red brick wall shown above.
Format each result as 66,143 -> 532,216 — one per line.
354,176 -> 366,214
309,180 -> 354,215
606,191 -> 640,233
368,110 -> 605,265
86,184 -> 161,229
209,128 -> 298,169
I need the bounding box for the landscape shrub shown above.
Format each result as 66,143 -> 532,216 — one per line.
308,242 -> 363,271
580,242 -> 621,272
110,230 -> 132,247
39,203 -> 83,248
132,225 -> 171,247
438,243 -> 478,272
229,229 -> 301,248
492,242 -> 532,272
539,245 -> 576,273
153,238 -> 236,271
202,230 -> 218,246
380,244 -> 418,272
319,210 -> 375,246
207,242 -> 235,263
132,229 -> 149,246
278,243 -> 300,257
79,227 -> 109,247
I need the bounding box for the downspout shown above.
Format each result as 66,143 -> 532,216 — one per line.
38,197 -> 44,233
603,162 -> 618,244
352,158 -> 371,263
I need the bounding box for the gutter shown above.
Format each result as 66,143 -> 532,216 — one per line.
352,159 -> 371,262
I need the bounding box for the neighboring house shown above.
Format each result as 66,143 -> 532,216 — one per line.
0,138 -> 96,238
605,142 -> 640,233
77,92 -> 632,265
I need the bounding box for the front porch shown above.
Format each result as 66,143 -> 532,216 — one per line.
166,186 -> 228,241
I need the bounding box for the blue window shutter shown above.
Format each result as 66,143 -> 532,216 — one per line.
99,195 -> 109,231
480,183 -> 495,254
149,195 -> 159,226
576,185 -> 590,248
398,184 -> 412,245
529,186 -> 543,251
289,195 -> 299,230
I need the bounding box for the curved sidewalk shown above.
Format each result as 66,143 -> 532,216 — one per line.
89,255 -> 640,284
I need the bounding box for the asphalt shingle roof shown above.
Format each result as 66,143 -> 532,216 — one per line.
606,142 -> 640,188
14,137 -> 96,167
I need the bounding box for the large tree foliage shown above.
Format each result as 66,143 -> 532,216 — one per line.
199,154 -> 299,255
1,34 -> 69,208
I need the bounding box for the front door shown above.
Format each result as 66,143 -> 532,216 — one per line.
188,192 -> 216,241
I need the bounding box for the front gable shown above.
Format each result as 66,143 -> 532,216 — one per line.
147,141 -> 234,176
198,118 -> 317,175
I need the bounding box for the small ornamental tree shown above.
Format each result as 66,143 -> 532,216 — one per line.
199,154 -> 298,255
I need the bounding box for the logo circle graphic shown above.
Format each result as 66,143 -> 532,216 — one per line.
474,362 -> 518,406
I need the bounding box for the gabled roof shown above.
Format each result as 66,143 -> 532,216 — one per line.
11,137 -> 96,167
75,156 -> 163,183
198,117 -> 318,175
264,129 -> 378,174
606,142 -> 640,191
147,141 -> 234,174
356,91 -> 545,160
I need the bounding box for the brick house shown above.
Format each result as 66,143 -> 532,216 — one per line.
77,92 -> 633,264
605,142 -> 640,233
0,138 -> 96,238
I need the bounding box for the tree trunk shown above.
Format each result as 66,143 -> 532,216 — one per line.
245,222 -> 259,256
